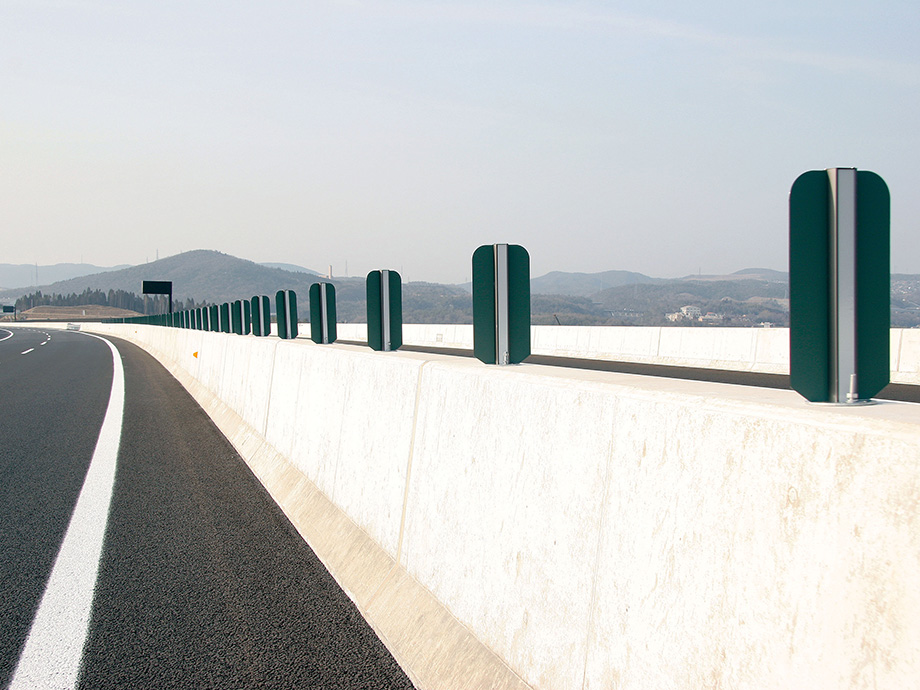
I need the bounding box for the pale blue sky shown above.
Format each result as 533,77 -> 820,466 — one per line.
2,0 -> 918,283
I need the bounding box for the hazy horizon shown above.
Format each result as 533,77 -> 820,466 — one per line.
0,249 -> 796,291
3,2 -> 918,283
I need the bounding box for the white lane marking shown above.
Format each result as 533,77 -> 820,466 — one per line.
0,328 -> 13,342
21,348 -> 34,355
9,334 -> 125,690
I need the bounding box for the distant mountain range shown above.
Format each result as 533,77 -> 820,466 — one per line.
259,262 -> 320,275
0,262 -> 130,290
0,251 -> 338,306
2,250 -> 915,327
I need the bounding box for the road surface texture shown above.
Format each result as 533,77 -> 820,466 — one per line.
0,327 -> 414,690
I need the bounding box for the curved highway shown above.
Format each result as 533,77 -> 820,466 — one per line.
0,327 -> 413,689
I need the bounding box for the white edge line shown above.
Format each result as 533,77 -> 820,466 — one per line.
0,328 -> 13,342
9,333 -> 125,690
21,348 -> 34,355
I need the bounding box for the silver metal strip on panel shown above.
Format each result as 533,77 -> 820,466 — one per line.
828,167 -> 858,402
381,270 -> 391,351
320,283 -> 329,344
284,290 -> 292,339
495,243 -> 510,365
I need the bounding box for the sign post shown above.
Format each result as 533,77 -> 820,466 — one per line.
472,244 -> 531,365
789,168 -> 890,403
366,270 -> 402,351
309,283 -> 337,344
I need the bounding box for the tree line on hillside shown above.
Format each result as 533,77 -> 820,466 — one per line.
15,289 -> 208,314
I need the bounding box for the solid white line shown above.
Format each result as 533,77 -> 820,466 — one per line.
9,335 -> 124,690
0,328 -> 12,342
21,348 -> 34,355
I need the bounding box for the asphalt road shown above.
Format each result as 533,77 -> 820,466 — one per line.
0,328 -> 413,689
0,327 -> 111,688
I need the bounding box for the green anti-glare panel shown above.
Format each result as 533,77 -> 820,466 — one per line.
220,303 -> 231,333
250,297 -> 262,336
789,170 -> 890,402
231,300 -> 242,335
309,283 -> 337,344
789,171 -> 830,402
275,291 -> 286,338
251,296 -> 268,336
472,246 -> 496,364
262,295 -> 271,336
287,290 -> 298,339
366,270 -> 403,351
242,299 -> 251,335
855,171 -> 890,399
507,244 -> 531,364
472,244 -> 531,364
275,290 -> 298,339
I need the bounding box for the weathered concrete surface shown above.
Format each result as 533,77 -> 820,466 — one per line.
86,323 -> 920,690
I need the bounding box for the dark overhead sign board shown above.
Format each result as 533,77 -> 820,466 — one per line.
2,306 -> 15,313
142,280 -> 172,295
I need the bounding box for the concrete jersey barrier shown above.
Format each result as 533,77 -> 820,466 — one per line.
337,324 -> 920,384
85,323 -> 920,689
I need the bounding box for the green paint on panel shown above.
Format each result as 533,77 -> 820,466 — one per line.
856,171 -> 890,398
507,244 -> 531,364
366,271 -> 403,351
472,245 -> 496,364
367,271 -> 382,351
309,284 -> 336,344
309,284 -> 322,344
231,300 -> 242,335
260,296 -> 271,337
275,291 -> 287,339
288,291 -> 299,339
242,299 -> 251,335
789,170 -> 832,402
387,270 -> 402,351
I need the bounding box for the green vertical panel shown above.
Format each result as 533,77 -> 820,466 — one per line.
288,291 -> 299,339
309,284 -> 323,343
856,171 -> 890,398
220,303 -> 231,333
261,296 -> 271,337
242,299 -> 251,335
250,297 -> 261,336
275,290 -> 287,339
789,170 -> 832,402
388,270 -> 402,351
367,271 -> 383,351
507,245 -> 531,364
472,245 -> 496,364
325,284 -> 336,343
211,305 -> 219,331
231,300 -> 242,334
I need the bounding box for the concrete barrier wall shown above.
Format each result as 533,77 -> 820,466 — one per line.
337,324 -> 920,383
85,324 -> 920,689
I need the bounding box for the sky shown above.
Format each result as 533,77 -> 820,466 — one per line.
1,0 -> 918,284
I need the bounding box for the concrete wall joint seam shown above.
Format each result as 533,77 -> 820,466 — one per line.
579,405 -> 618,690
395,359 -> 435,567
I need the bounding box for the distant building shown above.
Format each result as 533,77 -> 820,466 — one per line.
680,305 -> 701,319
701,312 -> 724,322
